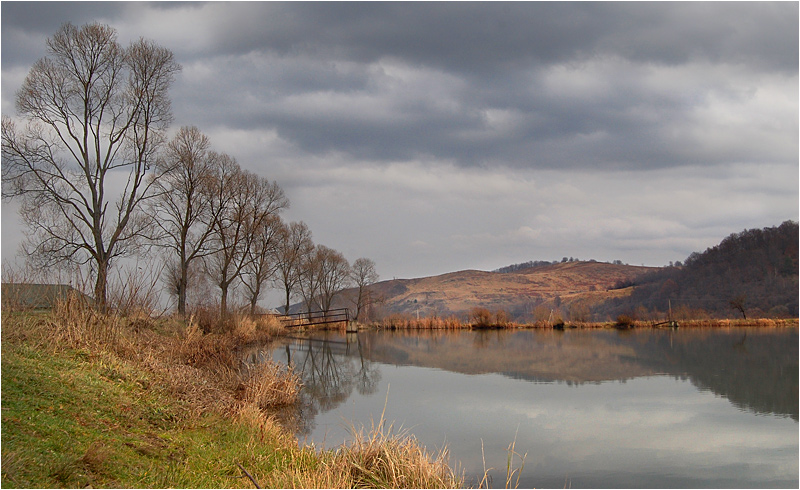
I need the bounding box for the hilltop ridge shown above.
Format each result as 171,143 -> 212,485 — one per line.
330,221 -> 798,323
358,260 -> 659,321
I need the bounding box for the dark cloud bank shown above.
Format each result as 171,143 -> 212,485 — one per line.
2,2 -> 798,281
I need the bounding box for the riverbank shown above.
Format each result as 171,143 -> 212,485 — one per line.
362,315 -> 798,331
0,300 -> 462,488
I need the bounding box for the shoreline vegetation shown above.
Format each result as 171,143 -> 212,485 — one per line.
325,314 -> 797,332
1,297 -> 463,489
2,296 -> 796,488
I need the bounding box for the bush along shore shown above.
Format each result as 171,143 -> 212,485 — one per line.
0,297 -> 462,489
368,309 -> 798,331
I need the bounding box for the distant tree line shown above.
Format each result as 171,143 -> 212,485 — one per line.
494,260 -> 558,273
495,257 -> 622,274
1,22 -> 378,319
597,221 -> 798,320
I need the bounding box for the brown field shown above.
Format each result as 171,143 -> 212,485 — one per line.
364,261 -> 659,319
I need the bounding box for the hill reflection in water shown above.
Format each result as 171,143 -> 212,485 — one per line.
265,328 -> 797,420
258,327 -> 797,488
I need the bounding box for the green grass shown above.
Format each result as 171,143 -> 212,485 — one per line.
1,310 -> 461,488
1,341 -> 301,488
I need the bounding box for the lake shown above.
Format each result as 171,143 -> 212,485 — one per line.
248,327 -> 798,488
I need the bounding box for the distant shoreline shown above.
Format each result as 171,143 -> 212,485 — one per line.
298,316 -> 799,332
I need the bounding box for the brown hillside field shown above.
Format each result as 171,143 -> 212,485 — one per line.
366,261 -> 659,319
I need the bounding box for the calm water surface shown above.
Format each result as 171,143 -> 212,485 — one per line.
251,328 -> 798,488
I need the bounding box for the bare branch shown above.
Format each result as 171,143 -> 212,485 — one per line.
2,22 -> 180,311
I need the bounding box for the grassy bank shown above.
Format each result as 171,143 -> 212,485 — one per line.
1,299 -> 462,488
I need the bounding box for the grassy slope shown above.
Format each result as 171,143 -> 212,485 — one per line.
369,261 -> 659,316
1,310 -> 461,489
1,341 -> 306,488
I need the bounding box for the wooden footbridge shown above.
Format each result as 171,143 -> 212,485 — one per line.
279,307 -> 351,329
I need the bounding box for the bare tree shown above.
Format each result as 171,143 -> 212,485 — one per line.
1,23 -> 180,311
204,154 -> 244,316
274,221 -> 314,314
296,244 -> 324,314
316,245 -> 351,315
350,257 -> 379,321
205,160 -> 288,316
242,213 -> 284,315
146,126 -> 218,316
729,295 -> 747,319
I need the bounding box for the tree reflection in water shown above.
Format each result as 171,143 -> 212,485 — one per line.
268,333 -> 381,438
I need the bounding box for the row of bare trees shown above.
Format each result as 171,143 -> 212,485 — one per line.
1,22 -> 379,319
149,125 -> 379,318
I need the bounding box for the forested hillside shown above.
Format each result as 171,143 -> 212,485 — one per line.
600,221 -> 798,319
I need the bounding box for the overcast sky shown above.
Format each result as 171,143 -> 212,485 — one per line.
2,1 -> 798,283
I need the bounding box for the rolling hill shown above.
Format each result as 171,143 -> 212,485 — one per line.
599,220 -> 799,319
327,221 -> 797,323
357,261 -> 660,321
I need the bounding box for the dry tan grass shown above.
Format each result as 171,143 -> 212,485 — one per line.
239,361 -> 301,409
1,302 -> 298,420
325,411 -> 462,489
52,293 -> 122,349
261,416 -> 463,489
2,303 -> 470,488
0,293 -> 125,353
175,319 -> 237,368
233,316 -> 258,343
377,314 -> 471,330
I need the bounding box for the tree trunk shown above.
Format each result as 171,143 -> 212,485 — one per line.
178,262 -> 188,317
95,260 -> 109,313
220,283 -> 228,317
354,287 -> 364,321
249,284 -> 261,315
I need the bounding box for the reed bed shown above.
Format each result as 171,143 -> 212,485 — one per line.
369,315 -> 798,331
329,420 -> 462,489
652,318 -> 798,328
239,360 -> 301,409
262,408 -> 463,489
376,314 -> 473,330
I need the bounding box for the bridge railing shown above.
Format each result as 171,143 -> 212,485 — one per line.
279,307 -> 350,328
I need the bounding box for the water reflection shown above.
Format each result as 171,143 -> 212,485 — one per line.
259,328 -> 798,488
270,328 -> 797,421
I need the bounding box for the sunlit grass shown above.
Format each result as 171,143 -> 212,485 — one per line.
1,303 -> 463,488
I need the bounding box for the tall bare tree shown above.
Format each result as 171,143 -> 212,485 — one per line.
275,221 -> 314,314
242,213 -> 284,315
296,244 -> 324,314
1,23 -> 180,311
316,245 -> 351,315
205,160 -> 288,316
350,257 -> 379,321
146,126 -> 219,316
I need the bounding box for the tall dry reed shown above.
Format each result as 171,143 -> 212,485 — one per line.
263,414 -> 463,489
377,314 -> 470,330
239,361 -> 301,409
175,318 -> 236,368
327,407 -> 463,489
47,292 -> 121,351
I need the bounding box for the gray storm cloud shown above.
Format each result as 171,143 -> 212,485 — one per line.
2,2 -> 797,280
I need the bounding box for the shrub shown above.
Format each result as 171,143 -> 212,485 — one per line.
615,314 -> 634,327
495,309 -> 511,327
469,307 -> 493,327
